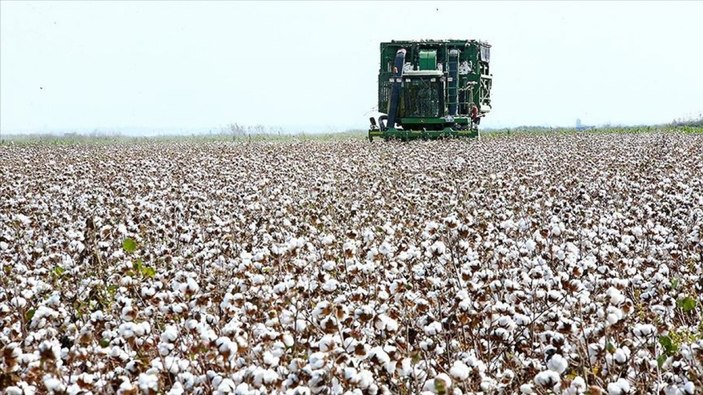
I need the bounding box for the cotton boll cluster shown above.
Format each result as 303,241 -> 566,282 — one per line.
1,132 -> 702,393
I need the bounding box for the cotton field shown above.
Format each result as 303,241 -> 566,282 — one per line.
1,132 -> 703,395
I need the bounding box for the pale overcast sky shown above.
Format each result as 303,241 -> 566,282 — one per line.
1,1 -> 702,134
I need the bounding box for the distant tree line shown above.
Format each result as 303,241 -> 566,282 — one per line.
671,113 -> 703,127
226,123 -> 287,140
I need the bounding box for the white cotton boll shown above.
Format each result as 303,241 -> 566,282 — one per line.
138,371 -> 159,393
295,319 -> 307,332
141,286 -> 156,297
344,367 -> 359,383
318,334 -> 337,352
547,354 -> 568,374
43,375 -> 66,393
162,325 -> 179,342
46,293 -> 61,307
343,242 -> 356,255
520,383 -> 535,394
172,298 -> 189,311
424,321 -> 442,335
164,356 -> 180,374
31,305 -> 59,328
357,370 -> 374,389
606,287 -> 625,305
5,386 -> 23,395
167,382 -> 185,395
398,358 -> 413,377
661,385 -> 677,395
215,337 -> 237,354
119,380 -> 137,394
369,346 -> 390,365
15,214 -> 31,225
185,319 -> 198,331
309,352 -> 326,369
263,351 -> 280,367
613,347 -> 630,364
10,297 -> 27,308
606,306 -> 623,325
216,378 -> 236,393
322,279 -> 338,292
120,276 -> 134,287
251,274 -> 266,285
186,277 -> 200,293
150,358 -> 164,371
682,381 -> 695,395
631,226 -> 643,237
431,241 -> 446,255
607,378 -> 631,395
312,301 -> 331,321
514,314 -> 531,326
158,342 -> 174,356
449,360 -> 470,380
384,315 -> 399,332
500,219 -> 516,232
525,239 -> 537,253
378,242 -> 393,256
633,324 -> 656,338
282,333 -> 294,348
262,369 -> 279,385
118,323 -> 135,339
534,370 -> 560,388
570,376 -> 586,391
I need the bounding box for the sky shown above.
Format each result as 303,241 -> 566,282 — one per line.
1,1 -> 702,134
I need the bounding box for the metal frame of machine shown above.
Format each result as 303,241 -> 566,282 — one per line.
368,39 -> 492,141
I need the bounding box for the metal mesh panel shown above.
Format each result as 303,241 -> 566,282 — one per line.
402,79 -> 440,118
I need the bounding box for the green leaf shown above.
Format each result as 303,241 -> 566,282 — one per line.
434,378 -> 448,395
53,266 -> 65,276
122,238 -> 137,253
25,308 -> 35,321
411,352 -> 421,365
671,278 -> 679,290
657,354 -> 667,368
142,266 -> 156,278
659,335 -> 678,355
99,338 -> 110,347
677,296 -> 696,313
606,342 -> 616,354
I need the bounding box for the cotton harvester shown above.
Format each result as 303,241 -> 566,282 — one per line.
368,39 -> 492,141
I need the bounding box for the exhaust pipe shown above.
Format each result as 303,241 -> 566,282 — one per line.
448,49 -> 460,117
387,49 -> 407,129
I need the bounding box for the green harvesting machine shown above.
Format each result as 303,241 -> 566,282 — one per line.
368,39 -> 493,141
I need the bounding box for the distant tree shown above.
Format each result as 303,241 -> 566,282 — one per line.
228,123 -> 246,140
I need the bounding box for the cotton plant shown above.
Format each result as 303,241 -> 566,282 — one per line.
1,133 -> 702,393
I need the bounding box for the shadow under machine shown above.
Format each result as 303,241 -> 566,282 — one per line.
368,39 -> 493,141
